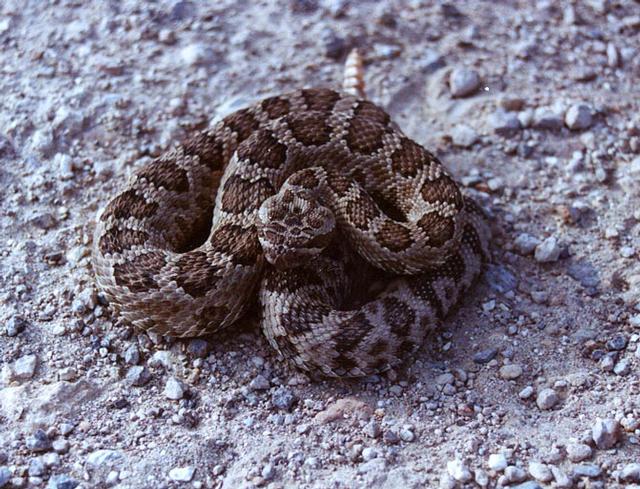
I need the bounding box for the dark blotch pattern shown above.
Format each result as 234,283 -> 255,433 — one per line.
287,112 -> 333,146
101,190 -> 158,222
224,108 -> 259,141
408,279 -> 444,318
420,174 -> 464,210
345,118 -> 387,155
183,133 -> 225,170
261,96 -> 291,119
300,88 -> 340,113
382,297 -> 415,336
113,251 -> 166,293
375,221 -> 413,252
174,251 -> 222,298
287,169 -> 320,189
236,130 -> 287,169
354,100 -> 390,126
210,224 -> 261,266
137,159 -> 189,193
221,175 -> 275,213
345,195 -> 380,230
416,213 -> 456,248
390,137 -> 429,178
333,312 -> 371,354
99,228 -> 149,255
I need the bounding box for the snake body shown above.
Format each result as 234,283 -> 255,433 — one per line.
93,88 -> 490,376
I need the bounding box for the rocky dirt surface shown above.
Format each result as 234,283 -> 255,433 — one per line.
1,0 -> 639,488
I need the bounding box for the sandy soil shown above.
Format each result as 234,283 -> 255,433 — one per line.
1,1 -> 639,488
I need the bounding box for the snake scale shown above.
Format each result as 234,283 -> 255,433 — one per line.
93,88 -> 490,377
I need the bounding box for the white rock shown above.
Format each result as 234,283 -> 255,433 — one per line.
566,443 -> 592,462
447,459 -> 472,482
528,461 -> 553,482
449,68 -> 481,97
592,418 -> 621,449
519,386 -> 534,399
361,447 -> 378,461
607,42 -> 619,67
4,354 -> 38,382
514,234 -> 540,255
533,107 -> 564,130
534,237 -> 561,263
169,466 -> 195,482
536,388 -> 559,410
499,364 -> 523,380
550,466 -> 572,488
163,377 -> 185,400
86,449 -> 124,470
180,44 -> 212,66
488,453 -> 508,471
621,463 -> 640,482
451,124 -> 478,147
504,465 -> 527,483
565,104 -> 593,130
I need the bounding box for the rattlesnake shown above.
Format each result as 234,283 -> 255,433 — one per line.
93,87 -> 490,377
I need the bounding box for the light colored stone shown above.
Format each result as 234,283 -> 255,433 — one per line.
488,453 -> 508,471
621,463 -> 640,482
565,104 -> 592,130
499,364 -> 523,380
4,354 -> 38,382
528,462 -> 553,483
451,124 -> 478,147
514,234 -> 540,255
504,466 -> 527,483
534,237 -> 561,263
447,459 -> 472,482
449,68 -> 481,97
314,398 -> 372,424
169,466 -> 195,482
85,449 -> 124,470
536,388 -> 559,410
550,466 -> 572,489
163,377 -> 185,400
592,418 -> 621,449
566,443 -> 592,462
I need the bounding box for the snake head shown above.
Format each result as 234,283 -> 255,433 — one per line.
257,188 -> 335,269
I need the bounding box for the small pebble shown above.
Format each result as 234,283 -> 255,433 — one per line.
271,387 -> 296,411
473,348 -> 498,364
499,364 -> 523,380
488,110 -> 521,136
451,124 -> 479,147
26,430 -> 51,453
607,334 -> 628,351
5,354 -> 38,381
126,366 -> 151,387
447,459 -> 472,482
573,464 -> 601,478
550,466 -> 572,488
449,68 -> 481,97
536,388 -> 559,410
534,237 -> 561,263
0,468 -> 9,488
565,104 -> 593,130
504,466 -> 527,483
399,426 -> 415,442
566,443 -> 592,462
621,463 -> 640,482
533,107 -> 564,130
361,447 -> 378,461
5,316 -> 27,336
488,453 -> 508,471
249,374 -> 270,391
164,377 -> 185,400
592,418 -> 621,449
519,386 -> 534,399
528,462 -> 553,482
168,466 -> 195,482
614,358 -> 631,376
261,463 -> 275,480
514,234 -> 540,255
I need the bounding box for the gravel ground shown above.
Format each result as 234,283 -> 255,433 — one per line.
1,1 -> 640,488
